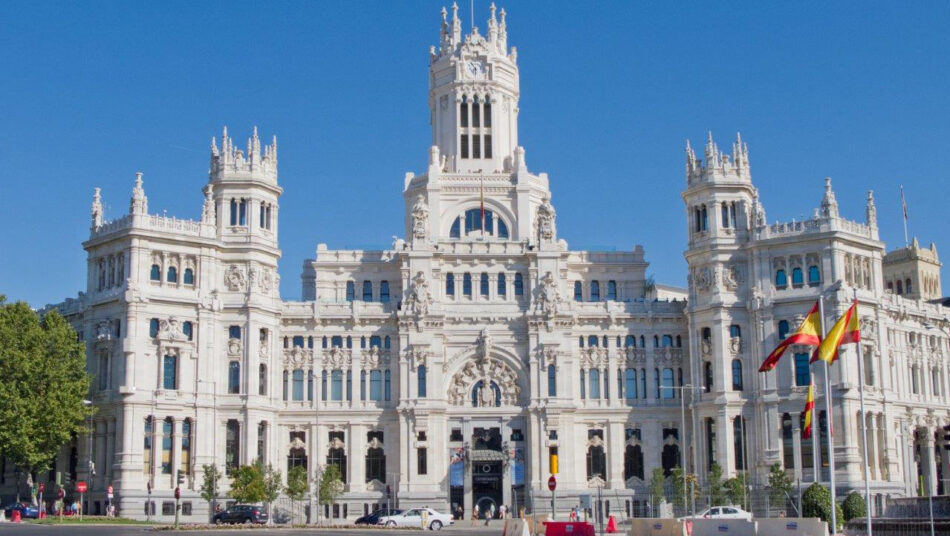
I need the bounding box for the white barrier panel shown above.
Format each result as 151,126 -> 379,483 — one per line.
628,518 -> 685,536
690,518 -> 756,536
756,518 -> 828,536
503,519 -> 531,536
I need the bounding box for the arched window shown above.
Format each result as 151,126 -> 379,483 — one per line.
161,417 -> 173,474
653,335 -> 659,348
625,335 -> 635,348
661,368 -> 674,399
471,380 -> 501,407
778,320 -> 790,340
497,273 -> 507,296
331,336 -> 343,348
906,278 -> 913,294
701,205 -> 708,231
662,335 -> 673,347
589,369 -> 601,399
733,417 -> 746,470
384,336 -> 391,349
703,361 -> 712,393
514,273 -> 523,296
149,318 -> 159,338
460,95 -> 469,127
808,265 -> 821,286
624,444 -> 644,480
345,281 -> 355,302
417,365 -> 427,398
150,264 -> 161,281
229,199 -> 238,226
775,269 -> 788,288
369,336 -> 381,348
167,266 -> 178,283
896,280 -> 903,294
586,436 -> 606,480
731,359 -> 743,391
228,362 -> 241,394
721,202 -> 730,228
362,281 -> 373,301
588,335 -> 599,348
292,336 -> 304,348
497,219 -> 509,239
463,273 -> 472,296
729,325 -> 741,338
590,281 -> 600,301
450,218 -> 461,238
446,273 -> 455,296
163,354 -> 177,390
380,281 -> 390,303
574,281 -> 583,301
480,273 -> 489,296
625,368 -> 637,400
259,364 -> 267,396
547,366 -> 557,397
238,198 -> 247,226
183,268 -> 195,285
182,321 -> 193,341
792,267 -> 804,287
607,281 -> 617,301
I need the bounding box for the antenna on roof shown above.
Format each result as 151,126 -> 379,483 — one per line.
470,0 -> 475,33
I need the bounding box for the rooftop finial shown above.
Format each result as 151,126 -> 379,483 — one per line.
91,187 -> 103,229
201,183 -> 215,224
819,177 -> 839,219
130,171 -> 148,215
866,189 -> 877,228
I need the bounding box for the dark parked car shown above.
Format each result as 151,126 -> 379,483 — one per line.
212,504 -> 268,525
355,508 -> 403,525
3,502 -> 40,519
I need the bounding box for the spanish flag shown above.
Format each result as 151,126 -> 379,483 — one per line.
811,300 -> 860,364
802,382 -> 815,439
759,301 -> 822,372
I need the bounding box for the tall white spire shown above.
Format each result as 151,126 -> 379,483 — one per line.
130,172 -> 148,216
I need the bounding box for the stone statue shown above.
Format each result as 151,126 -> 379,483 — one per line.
478,381 -> 495,407
476,328 -> 493,361
404,271 -> 433,316
536,271 -> 561,317
411,194 -> 429,240
535,195 -> 557,241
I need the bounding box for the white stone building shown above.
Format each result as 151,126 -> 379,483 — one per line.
7,4 -> 949,522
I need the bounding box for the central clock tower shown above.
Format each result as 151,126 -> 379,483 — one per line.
429,2 -> 520,174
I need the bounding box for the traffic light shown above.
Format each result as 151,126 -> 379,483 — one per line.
177,472 -> 185,485
943,425 -> 950,450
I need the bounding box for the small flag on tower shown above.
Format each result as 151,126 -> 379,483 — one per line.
802,382 -> 815,439
811,300 -> 861,364
759,301 -> 822,372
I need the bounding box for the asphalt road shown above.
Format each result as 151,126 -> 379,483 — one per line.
0,525 -> 503,536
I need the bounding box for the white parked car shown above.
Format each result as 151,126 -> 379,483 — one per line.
378,507 -> 454,530
681,506 -> 752,521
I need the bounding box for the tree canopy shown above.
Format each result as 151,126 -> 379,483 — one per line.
0,299 -> 93,474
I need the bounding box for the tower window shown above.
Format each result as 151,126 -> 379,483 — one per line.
346,281 -> 355,302
514,273 -> 523,295
230,199 -> 237,226
380,281 -> 390,302
808,265 -> 821,286
460,96 -> 468,127
460,135 -> 469,159
484,135 -> 492,159
607,280 -> 617,301
590,281 -> 600,301
792,267 -> 804,288
472,135 -> 481,158
167,266 -> 177,283
463,273 -> 472,296
446,274 -> 455,297
574,281 -> 583,301
480,273 -> 489,297
775,269 -> 788,289
239,199 -> 247,226
497,273 -> 507,296
150,264 -> 161,281
484,97 -> 492,127
183,268 -> 195,285
362,281 -> 373,301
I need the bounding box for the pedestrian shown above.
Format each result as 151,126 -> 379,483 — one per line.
486,503 -> 495,525
472,507 -> 479,527
500,504 -> 507,519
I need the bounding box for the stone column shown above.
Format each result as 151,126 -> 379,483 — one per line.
463,419 -> 473,517
172,418 -> 183,486
350,424 -> 365,492
608,421 -> 625,489
924,430 -> 938,495
868,416 -> 879,480
106,418 -> 116,486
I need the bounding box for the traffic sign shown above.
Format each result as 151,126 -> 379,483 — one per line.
548,475 -> 557,491
57,488 -> 65,500
38,483 -> 45,493
76,481 -> 87,493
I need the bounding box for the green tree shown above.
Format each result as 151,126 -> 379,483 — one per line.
767,463 -> 794,513
316,464 -> 344,522
199,464 -> 223,522
723,472 -> 746,508
706,463 -> 726,506
261,463 -> 283,524
802,483 -> 843,531
649,467 -> 666,512
285,465 -> 308,524
229,463 -> 266,504
0,300 -> 93,499
671,467 -> 698,511
841,492 -> 866,522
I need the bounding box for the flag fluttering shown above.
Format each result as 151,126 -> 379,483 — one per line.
811,301 -> 860,364
802,382 -> 815,439
759,301 -> 822,372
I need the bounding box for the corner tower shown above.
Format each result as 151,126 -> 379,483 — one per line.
429,2 -> 519,174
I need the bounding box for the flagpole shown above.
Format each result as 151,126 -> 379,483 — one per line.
852,290 -> 873,536
900,185 -> 909,247
818,296 -> 839,534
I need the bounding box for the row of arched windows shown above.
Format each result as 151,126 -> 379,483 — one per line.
150,264 -> 195,285
345,281 -> 391,303
96,253 -> 125,291
445,272 -> 523,298
459,95 -> 492,160
148,318 -> 195,341
143,416 -> 193,477
579,334 -> 681,348
887,278 -> 915,295
775,265 -> 821,289
700,359 -> 748,392
573,280 -> 621,302
449,209 -> 509,239
579,367 -> 684,400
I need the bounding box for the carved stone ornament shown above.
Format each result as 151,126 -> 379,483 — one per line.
95,320 -> 113,342
403,271 -> 433,316
693,267 -> 711,292
200,290 -> 222,312
328,437 -> 346,450
625,347 -> 647,365
159,318 -> 187,341
730,336 -> 742,355
581,347 -> 607,369
363,346 -> 390,370
476,329 -> 493,361
324,347 -> 351,369
225,265 -> 246,291
448,353 -> 521,407
535,195 -> 557,241
228,338 -> 242,356
367,437 -> 384,449
258,268 -> 273,294
411,194 -> 429,241
587,435 -> 605,448
284,347 -> 312,367
701,340 -> 712,357
289,436 -> 306,450
407,347 -> 429,371
723,264 -> 740,290
540,346 -> 558,369
587,475 -> 606,489
535,271 -> 562,317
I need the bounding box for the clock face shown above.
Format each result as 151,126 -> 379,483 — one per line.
466,60 -> 484,78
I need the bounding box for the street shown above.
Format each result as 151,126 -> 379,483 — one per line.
0,524 -> 505,536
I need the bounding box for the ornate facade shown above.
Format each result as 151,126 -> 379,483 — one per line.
8,4 -> 948,522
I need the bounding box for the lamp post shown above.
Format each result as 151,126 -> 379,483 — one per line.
83,399 -> 93,517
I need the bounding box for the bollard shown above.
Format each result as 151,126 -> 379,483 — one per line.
11,510 -> 21,523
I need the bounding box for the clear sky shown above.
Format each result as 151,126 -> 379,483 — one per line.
1,1 -> 948,306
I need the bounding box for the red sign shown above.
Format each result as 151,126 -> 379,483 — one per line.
548,475 -> 557,491
57,489 -> 65,500
76,481 -> 87,493
174,487 -> 180,500
38,483 -> 45,493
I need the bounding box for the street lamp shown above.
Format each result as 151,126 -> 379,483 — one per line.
663,384 -> 696,517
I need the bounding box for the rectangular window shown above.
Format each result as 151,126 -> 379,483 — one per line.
417,448 -> 428,475
163,355 -> 177,390
484,135 -> 492,159
473,134 -> 481,158
161,418 -> 172,474
547,366 -> 557,397
257,422 -> 266,465
98,353 -> 109,390
143,417 -> 153,475
162,502 -> 174,515
460,135 -> 469,159
292,370 -> 304,401
589,369 -> 601,399
331,370 -> 343,401
229,325 -> 241,339
239,199 -> 247,226
794,353 -> 810,387
418,365 -> 427,398
260,204 -> 266,228
181,502 -> 192,516
472,101 -> 480,127
226,420 -> 240,476
180,419 -> 192,475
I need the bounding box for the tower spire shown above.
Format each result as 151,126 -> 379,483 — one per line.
130,171 -> 148,215
866,189 -> 877,228
91,187 -> 103,229
819,177 -> 839,219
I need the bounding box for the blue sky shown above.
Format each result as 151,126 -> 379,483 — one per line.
1,1 -> 948,306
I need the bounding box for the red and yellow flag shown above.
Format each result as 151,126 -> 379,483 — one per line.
759,301 -> 822,372
811,300 -> 861,364
802,382 -> 815,439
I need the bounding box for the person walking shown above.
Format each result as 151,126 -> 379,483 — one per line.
471,507 -> 479,527
486,503 -> 495,525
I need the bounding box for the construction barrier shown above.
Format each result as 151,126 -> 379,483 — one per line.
690,518 -> 756,536
628,518 -> 685,536
545,521 -> 596,536
756,518 -> 828,536
503,519 -> 531,536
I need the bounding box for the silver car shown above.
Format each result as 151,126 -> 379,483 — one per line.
378,507 -> 455,530
681,506 -> 752,520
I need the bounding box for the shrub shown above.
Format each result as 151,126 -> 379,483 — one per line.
842,492 -> 866,522
801,483 -> 844,530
